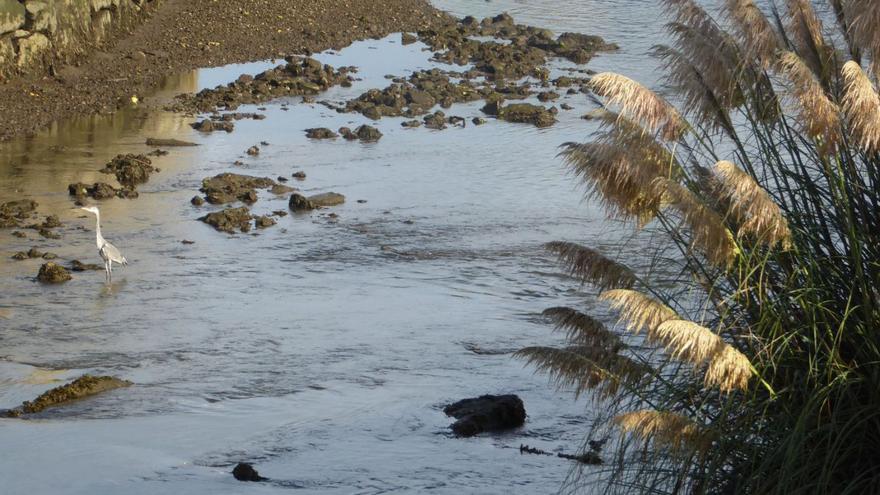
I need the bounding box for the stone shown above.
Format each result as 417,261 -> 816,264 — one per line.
25,1 -> 56,34
246,145 -> 259,156
498,103 -> 556,128
254,215 -> 276,229
305,128 -> 338,139
443,394 -> 526,436
292,171 -> 306,180
289,193 -> 315,211
232,463 -> 265,482
308,192 -> 345,207
199,207 -> 252,234
100,154 -> 156,188
0,0 -> 25,35
355,125 -> 382,142
401,32 -> 417,45
37,262 -> 71,283
191,195 -> 205,206
16,32 -> 49,68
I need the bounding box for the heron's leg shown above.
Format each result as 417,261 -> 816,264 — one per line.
108,262 -> 113,282
105,261 -> 110,282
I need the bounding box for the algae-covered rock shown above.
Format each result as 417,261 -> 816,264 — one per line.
3,375 -> 132,417
254,215 -> 276,229
356,125 -> 383,142
199,206 -> 253,233
37,262 -> 71,283
498,103 -> 556,128
200,173 -> 277,205
289,193 -> 316,211
0,199 -> 38,228
100,154 -> 157,188
305,127 -> 338,139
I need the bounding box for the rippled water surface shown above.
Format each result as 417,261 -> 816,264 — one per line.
0,1 -> 675,493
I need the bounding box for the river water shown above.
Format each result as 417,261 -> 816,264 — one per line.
0,1 -> 674,493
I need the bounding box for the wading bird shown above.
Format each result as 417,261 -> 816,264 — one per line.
80,206 -> 127,282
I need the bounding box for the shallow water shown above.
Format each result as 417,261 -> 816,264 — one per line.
0,1 -> 676,493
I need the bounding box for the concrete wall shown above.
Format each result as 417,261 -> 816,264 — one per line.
0,0 -> 158,78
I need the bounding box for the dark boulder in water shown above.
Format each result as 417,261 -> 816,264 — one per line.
232,463 -> 265,482
443,394 -> 526,436
37,262 -> 72,284
199,207 -> 253,234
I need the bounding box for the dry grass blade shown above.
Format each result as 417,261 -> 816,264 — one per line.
705,344 -> 752,392
516,345 -> 651,398
659,179 -> 738,267
776,51 -> 842,153
714,161 -> 792,248
600,289 -> 677,335
590,72 -> 688,141
542,306 -> 623,350
724,0 -> 781,67
841,61 -> 880,153
655,319 -> 725,364
545,241 -> 636,289
615,410 -> 712,453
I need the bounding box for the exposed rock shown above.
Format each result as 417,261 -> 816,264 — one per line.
27,247 -> 42,258
443,394 -> 526,436
472,117 -> 487,125
246,145 -> 259,156
191,195 -> 205,206
308,192 -> 345,207
269,184 -> 295,195
192,119 -> 234,133
498,103 -> 556,127
401,119 -> 422,128
0,199 -> 38,228
200,173 -> 276,205
41,252 -> 57,260
37,262 -> 72,283
3,375 -> 132,417
423,111 -> 447,130
401,32 -> 418,45
289,193 -> 316,211
199,206 -> 253,234
560,103 -> 574,110
68,182 -> 121,200
11,251 -> 27,260
232,463 -> 265,482
145,138 -> 198,147
537,91 -> 559,102
355,124 -> 382,142
41,214 -> 61,228
338,126 -> 358,140
292,171 -> 306,180
305,127 -> 338,139
100,154 -> 157,188
254,215 -> 276,229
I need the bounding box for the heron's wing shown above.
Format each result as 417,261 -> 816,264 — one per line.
100,241 -> 127,265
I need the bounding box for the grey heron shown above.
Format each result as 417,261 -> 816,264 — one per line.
80,206 -> 127,282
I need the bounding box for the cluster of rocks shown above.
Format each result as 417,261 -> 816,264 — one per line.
68,153 -> 160,202
11,246 -> 56,261
196,173 -> 292,205
305,124 -> 383,142
2,374 -> 132,417
0,199 -> 38,228
167,57 -> 356,114
191,112 -> 267,133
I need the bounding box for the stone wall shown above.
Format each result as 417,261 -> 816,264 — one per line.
0,0 -> 158,78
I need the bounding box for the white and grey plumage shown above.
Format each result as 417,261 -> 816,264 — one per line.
80,206 -> 127,282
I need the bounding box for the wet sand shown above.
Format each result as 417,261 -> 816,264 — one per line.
0,0 -> 447,142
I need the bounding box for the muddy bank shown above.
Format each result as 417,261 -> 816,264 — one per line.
0,0 -> 448,141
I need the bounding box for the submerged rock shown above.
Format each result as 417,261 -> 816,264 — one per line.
199,207 -> 253,234
232,463 -> 265,482
70,260 -> 104,272
3,375 -> 132,418
145,138 -> 198,147
100,154 -> 157,188
443,394 -> 526,436
37,262 -> 72,284
192,119 -> 234,133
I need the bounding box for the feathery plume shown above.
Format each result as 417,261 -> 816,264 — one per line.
590,72 -> 688,141
841,61 -> 880,153
559,142 -> 668,223
785,0 -> 833,80
516,345 -> 651,398
660,179 -> 738,267
545,241 -> 636,290
615,410 -> 712,453
724,0 -> 781,68
776,51 -> 842,153
542,307 -> 623,350
600,289 -> 677,336
714,161 -> 792,249
704,344 -> 752,392
846,0 -> 880,74
655,319 -> 725,364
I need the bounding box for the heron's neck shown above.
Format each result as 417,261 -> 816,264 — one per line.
94,212 -> 104,247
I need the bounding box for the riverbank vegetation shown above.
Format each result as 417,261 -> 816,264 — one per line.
519,0 -> 880,492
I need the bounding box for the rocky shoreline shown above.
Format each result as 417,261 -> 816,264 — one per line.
0,0 -> 449,142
